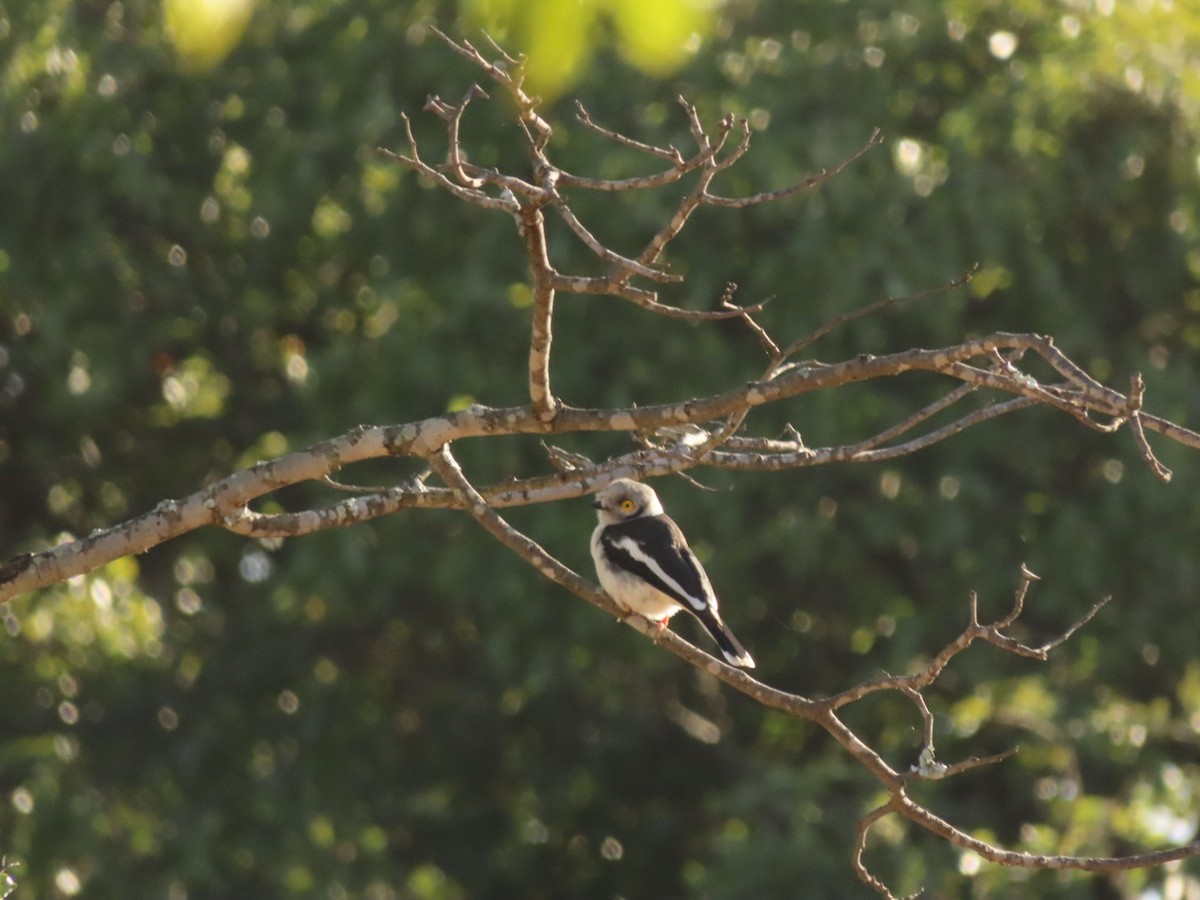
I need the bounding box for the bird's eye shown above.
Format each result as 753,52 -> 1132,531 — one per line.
618,499 -> 637,513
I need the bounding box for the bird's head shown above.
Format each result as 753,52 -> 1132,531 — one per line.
591,478 -> 665,525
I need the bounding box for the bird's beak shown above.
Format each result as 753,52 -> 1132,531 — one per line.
591,498 -> 603,510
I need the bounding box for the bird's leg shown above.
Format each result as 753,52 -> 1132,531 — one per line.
647,615 -> 673,645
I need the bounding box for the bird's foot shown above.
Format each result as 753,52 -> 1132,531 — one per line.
649,616 -> 673,643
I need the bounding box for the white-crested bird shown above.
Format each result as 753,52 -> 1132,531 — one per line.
590,478 -> 755,668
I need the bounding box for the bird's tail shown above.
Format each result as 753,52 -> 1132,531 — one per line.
696,610 -> 755,668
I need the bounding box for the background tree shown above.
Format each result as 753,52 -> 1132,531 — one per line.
3,1 -> 1200,898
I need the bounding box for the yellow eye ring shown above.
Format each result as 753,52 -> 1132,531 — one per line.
618,498 -> 637,513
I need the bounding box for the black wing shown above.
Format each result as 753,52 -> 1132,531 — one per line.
601,515 -> 755,667
599,514 -> 712,612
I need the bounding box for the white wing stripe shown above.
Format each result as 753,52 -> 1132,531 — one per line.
610,535 -> 708,612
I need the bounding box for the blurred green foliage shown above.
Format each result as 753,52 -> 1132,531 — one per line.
3,0 -> 1200,897
463,0 -> 714,97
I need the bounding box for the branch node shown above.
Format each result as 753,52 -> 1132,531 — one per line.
542,442 -> 593,472
1127,372 -> 1173,482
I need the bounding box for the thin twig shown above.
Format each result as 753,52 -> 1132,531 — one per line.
551,193 -> 682,283
551,274 -> 765,319
778,263 -> 978,364
429,27 -> 552,147
635,106 -> 736,268
854,800 -> 916,900
1127,372 -> 1172,482
424,84 -> 490,188
575,101 -> 685,164
379,138 -> 519,213
705,128 -> 885,208
823,566 -> 1075,709
704,397 -> 1038,470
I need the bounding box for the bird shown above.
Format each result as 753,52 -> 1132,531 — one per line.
590,478 -> 755,668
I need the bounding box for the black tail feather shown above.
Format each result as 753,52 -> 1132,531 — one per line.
693,608 -> 755,668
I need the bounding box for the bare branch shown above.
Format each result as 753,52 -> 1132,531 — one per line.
551,191 -> 683,283
854,800 -> 915,900
634,104 -> 742,268
913,747 -> 1020,780
558,99 -> 724,191
857,785 -> 1200,900
479,30 -> 520,68
779,263 -> 978,363
551,273 -> 764,319
10,331 -> 1200,600
1127,372 -> 1173,482
556,167 -> 702,192
983,594 -> 1111,661
854,382 -> 979,449
703,396 -> 1038,471
900,684 -> 936,761
516,200 -> 560,420
824,566 -> 1072,710
705,127 -> 885,208
896,796 -> 1200,873
423,84 -> 490,188
428,27 -> 552,148
574,100 -> 685,164
379,120 -> 520,214
723,284 -> 782,358
426,443 -> 611,608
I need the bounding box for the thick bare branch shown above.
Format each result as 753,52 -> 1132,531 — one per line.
8,332 -> 1200,600
515,200 -> 560,420
426,443 -> 613,610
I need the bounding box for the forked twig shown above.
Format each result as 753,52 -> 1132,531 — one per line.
1127,372 -> 1172,482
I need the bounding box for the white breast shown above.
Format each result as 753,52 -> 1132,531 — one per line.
591,525 -> 684,621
